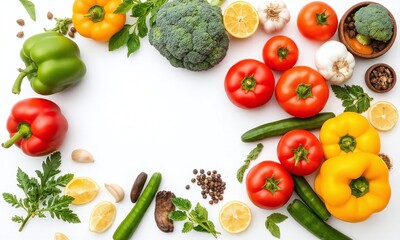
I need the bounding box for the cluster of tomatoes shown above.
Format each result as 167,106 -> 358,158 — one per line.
224,2 -> 339,209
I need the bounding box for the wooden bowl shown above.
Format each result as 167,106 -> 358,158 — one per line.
338,2 -> 397,59
365,63 -> 396,93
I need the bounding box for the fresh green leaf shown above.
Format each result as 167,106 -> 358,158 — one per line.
127,34 -> 141,56
2,152 -> 79,231
114,0 -> 134,14
171,197 -> 192,211
137,17 -> 148,38
331,85 -> 373,113
168,210 -> 187,221
267,213 -> 288,223
265,213 -> 288,239
169,197 -> 220,238
131,2 -> 152,17
182,222 -> 194,233
266,221 -> 281,238
109,25 -> 131,51
237,143 -> 263,183
19,0 -> 36,21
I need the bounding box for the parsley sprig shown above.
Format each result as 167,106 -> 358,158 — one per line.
236,143 -> 263,183
2,151 -> 80,232
168,197 -> 221,238
109,0 -> 168,56
331,85 -> 373,113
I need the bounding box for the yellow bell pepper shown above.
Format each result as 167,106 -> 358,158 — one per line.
319,112 -> 380,159
314,152 -> 391,222
72,0 -> 126,42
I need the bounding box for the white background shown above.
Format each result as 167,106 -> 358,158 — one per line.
0,0 -> 398,239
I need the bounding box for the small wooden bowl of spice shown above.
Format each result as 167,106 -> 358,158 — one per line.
365,63 -> 396,93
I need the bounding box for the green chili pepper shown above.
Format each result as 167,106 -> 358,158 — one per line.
12,31 -> 86,95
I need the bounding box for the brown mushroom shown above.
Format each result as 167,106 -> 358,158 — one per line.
154,190 -> 175,232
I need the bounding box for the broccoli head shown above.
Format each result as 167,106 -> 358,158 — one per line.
148,0 -> 229,71
354,4 -> 393,42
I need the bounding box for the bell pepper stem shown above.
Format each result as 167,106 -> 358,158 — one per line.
1,123 -> 32,148
87,5 -> 105,23
350,176 -> 369,198
12,64 -> 36,94
339,135 -> 356,153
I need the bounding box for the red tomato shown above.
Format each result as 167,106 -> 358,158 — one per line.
246,161 -> 294,209
297,1 -> 338,42
275,66 -> 329,118
224,59 -> 275,109
262,35 -> 299,71
277,129 -> 323,176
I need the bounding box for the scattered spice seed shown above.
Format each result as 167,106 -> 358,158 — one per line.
70,26 -> 77,33
186,168 -> 226,205
379,153 -> 392,170
16,31 -> 24,38
68,31 -> 75,38
16,19 -> 25,26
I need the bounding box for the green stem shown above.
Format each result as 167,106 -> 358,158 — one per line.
316,10 -> 330,25
350,176 -> 369,198
278,47 -> 290,61
241,75 -> 257,93
12,64 -> 36,94
188,213 -> 220,238
87,5 -> 105,22
339,135 -> 356,153
2,123 -> 32,148
291,144 -> 309,166
19,213 -> 32,232
263,175 -> 281,194
296,83 -> 313,99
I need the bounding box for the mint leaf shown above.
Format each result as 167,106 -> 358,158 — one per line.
237,143 -> 263,183
182,222 -> 194,233
168,210 -> 187,221
19,0 -> 36,21
171,197 -> 192,211
265,213 -> 288,239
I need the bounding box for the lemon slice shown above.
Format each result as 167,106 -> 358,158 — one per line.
219,200 -> 252,233
368,101 -> 398,131
89,201 -> 116,233
54,232 -> 69,240
223,1 -> 259,38
65,177 -> 100,205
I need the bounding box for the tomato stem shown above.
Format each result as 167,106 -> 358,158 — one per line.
263,175 -> 281,194
241,75 -> 257,93
292,144 -> 309,166
278,47 -> 290,61
316,10 -> 330,25
86,5 -> 105,22
339,135 -> 356,153
350,176 -> 369,198
295,83 -> 313,99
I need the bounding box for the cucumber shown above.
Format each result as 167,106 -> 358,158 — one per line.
292,175 -> 331,221
287,199 -> 352,240
113,172 -> 162,240
241,112 -> 335,142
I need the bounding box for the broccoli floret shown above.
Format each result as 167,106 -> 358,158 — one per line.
354,4 -> 393,42
148,0 -> 229,71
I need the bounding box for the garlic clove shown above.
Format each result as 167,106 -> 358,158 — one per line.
71,149 -> 95,163
104,183 -> 125,203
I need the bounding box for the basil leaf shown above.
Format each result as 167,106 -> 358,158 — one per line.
127,34 -> 140,57
108,25 -> 131,51
131,2 -> 152,17
267,213 -> 288,223
137,18 -> 148,38
19,0 -> 36,21
114,1 -> 134,14
266,221 -> 281,239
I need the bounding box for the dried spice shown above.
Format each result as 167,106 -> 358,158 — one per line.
187,168 -> 226,205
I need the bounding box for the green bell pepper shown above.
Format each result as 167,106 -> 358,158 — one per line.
12,31 -> 86,95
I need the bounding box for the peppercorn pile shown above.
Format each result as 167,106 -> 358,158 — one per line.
186,169 -> 226,205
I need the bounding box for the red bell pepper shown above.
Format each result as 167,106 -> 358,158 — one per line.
1,98 -> 68,156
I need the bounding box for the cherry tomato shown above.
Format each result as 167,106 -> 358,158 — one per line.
277,129 -> 323,176
246,161 -> 294,209
275,66 -> 329,118
262,35 -> 299,71
224,59 -> 275,109
297,1 -> 338,42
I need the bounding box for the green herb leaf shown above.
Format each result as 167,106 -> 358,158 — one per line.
109,25 -> 131,51
131,2 -> 152,17
171,197 -> 192,211
237,143 -> 263,183
2,152 -> 79,231
265,213 -> 288,239
331,85 -> 373,113
169,197 -> 220,238
114,0 -> 134,14
19,0 -> 36,21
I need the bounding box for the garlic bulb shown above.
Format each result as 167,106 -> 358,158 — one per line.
258,1 -> 290,34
